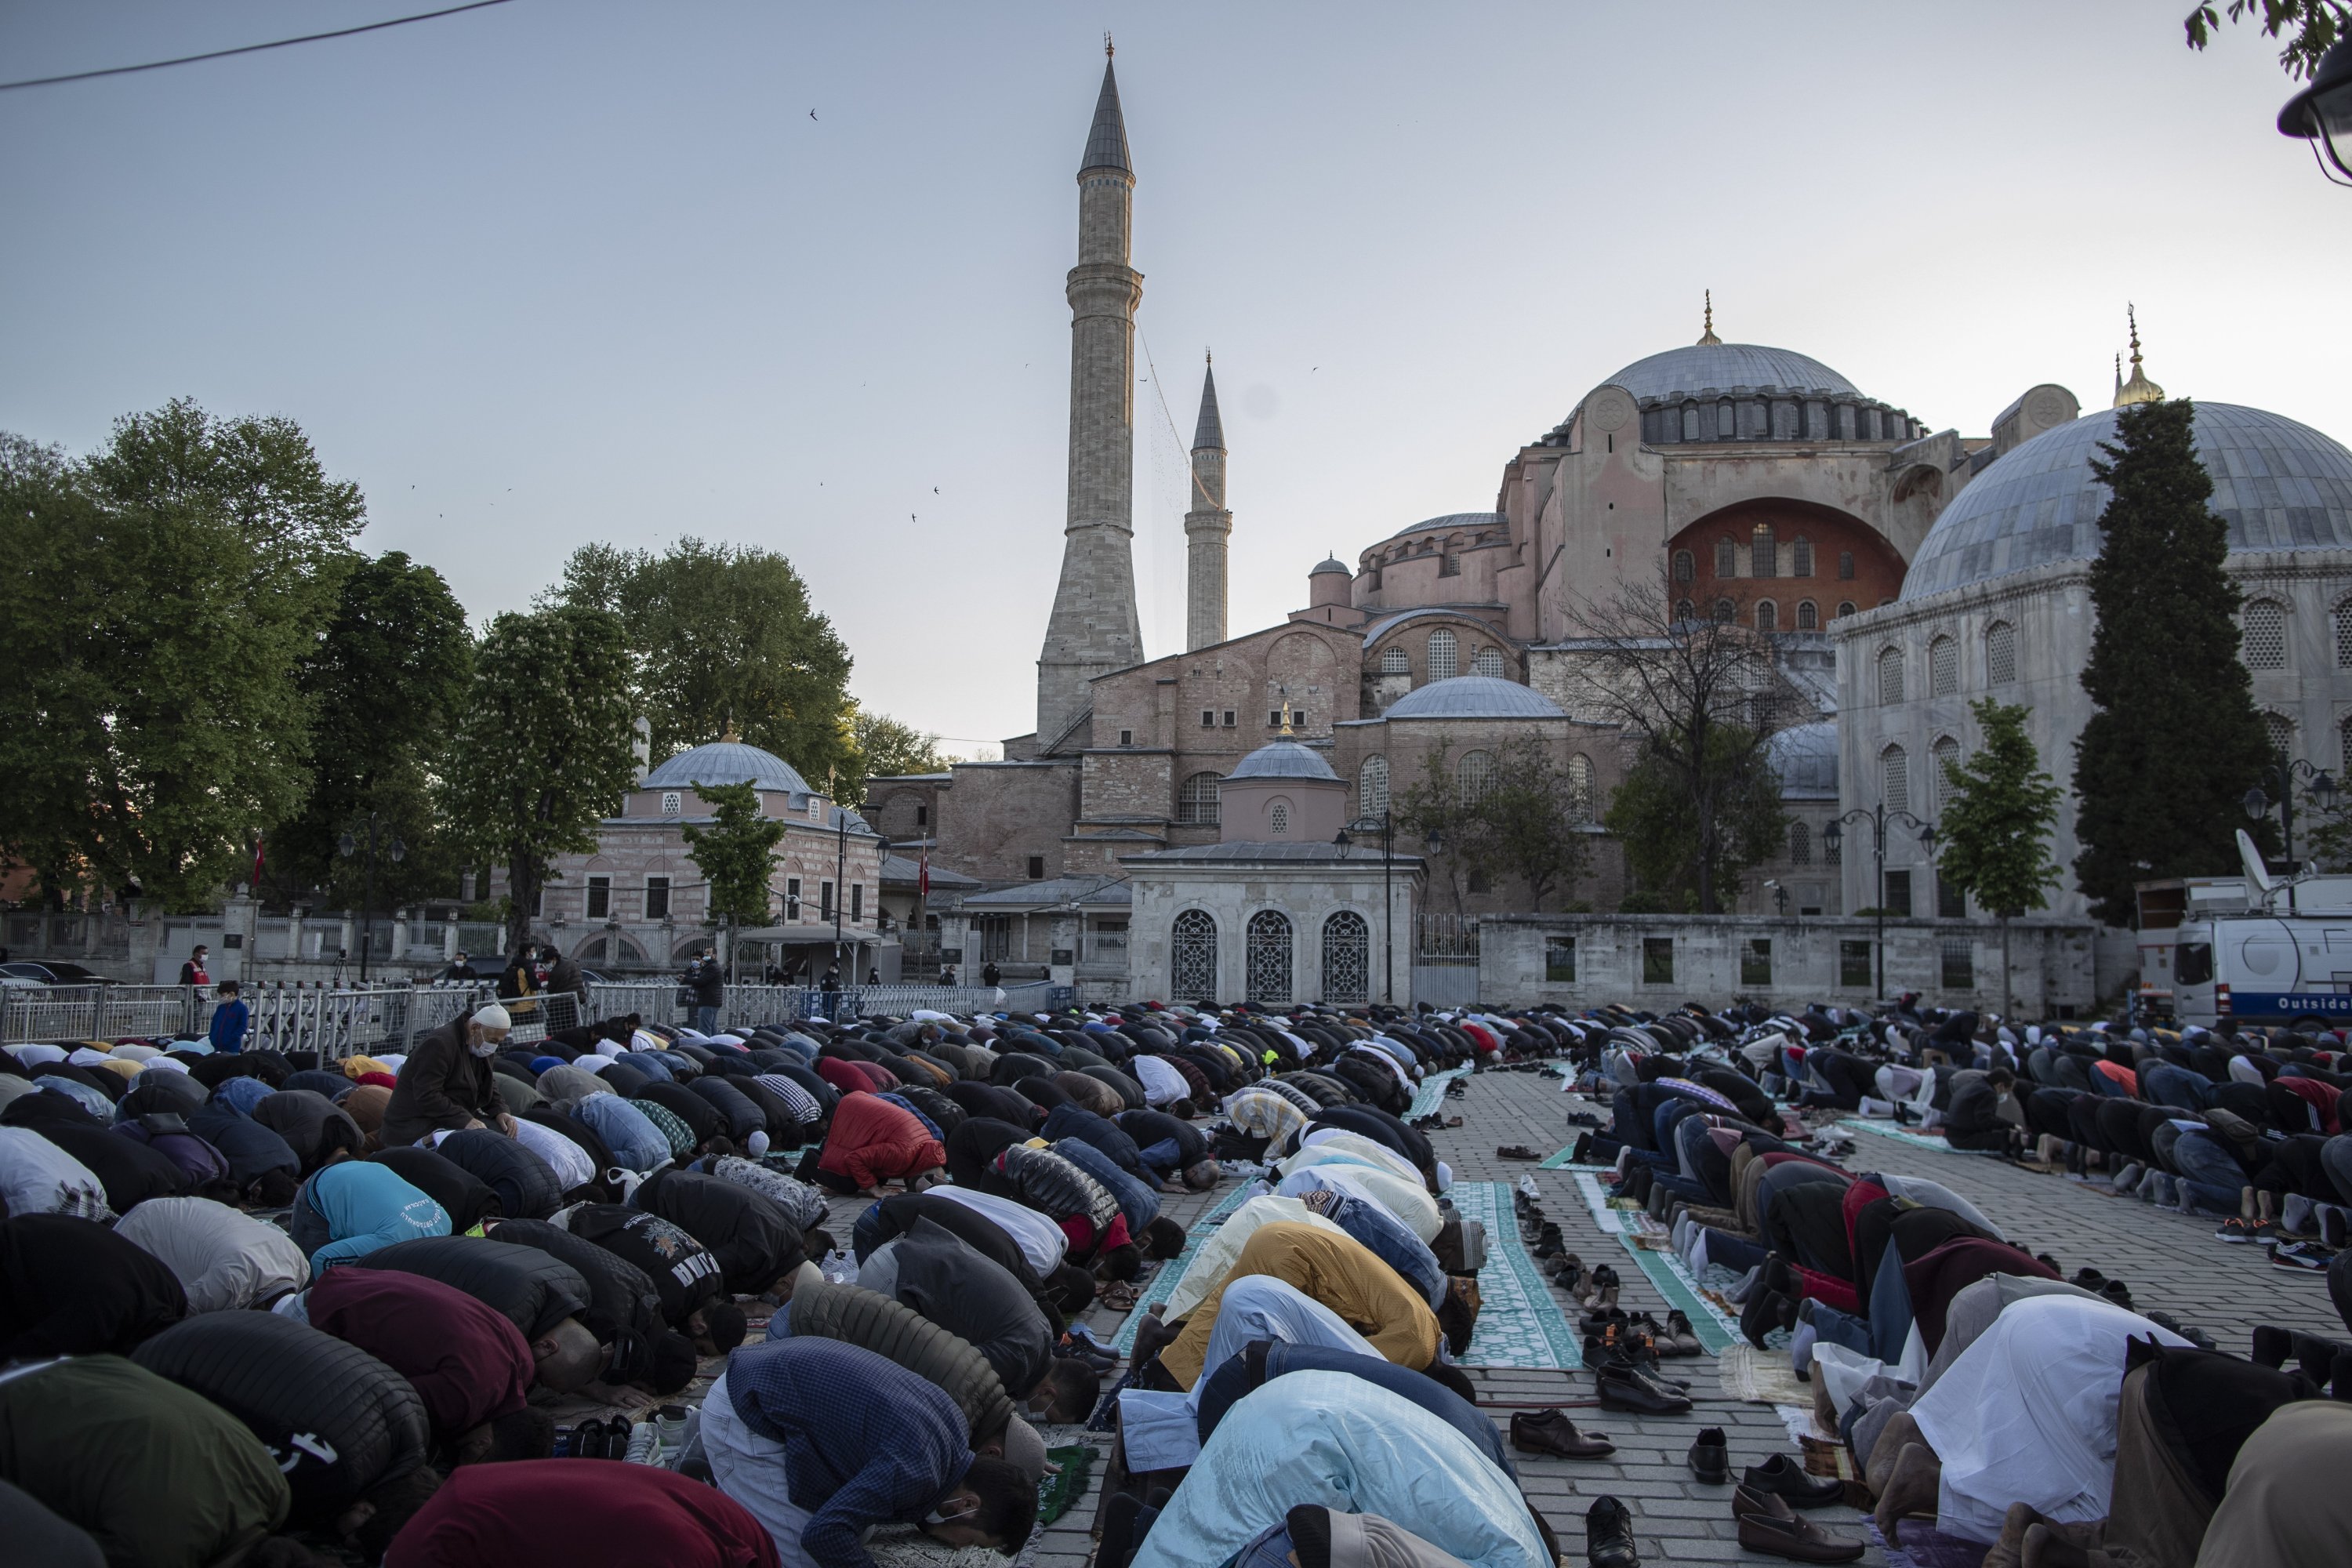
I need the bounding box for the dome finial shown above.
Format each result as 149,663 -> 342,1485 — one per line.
1104,31 -> 1113,58
1278,700 -> 1295,737
1697,289 -> 1722,347
2112,303 -> 2165,408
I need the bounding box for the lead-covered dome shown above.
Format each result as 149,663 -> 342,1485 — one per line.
1901,402 -> 2352,601
1225,740 -> 1339,782
643,740 -> 814,794
1596,343 -> 1860,405
1383,675 -> 1565,720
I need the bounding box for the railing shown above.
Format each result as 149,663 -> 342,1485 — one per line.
1,985 -> 195,1043
3,978 -> 583,1059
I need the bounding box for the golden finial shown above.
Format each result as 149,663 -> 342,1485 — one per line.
722,717 -> 739,743
1697,290 -> 1722,347
1104,31 -> 1114,58
1278,701 -> 1295,737
2112,304 -> 2165,408
1205,347 -> 1212,365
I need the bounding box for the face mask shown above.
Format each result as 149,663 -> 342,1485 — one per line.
468,1037 -> 501,1058
923,1501 -> 977,1527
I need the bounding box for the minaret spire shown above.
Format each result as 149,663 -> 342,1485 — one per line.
1185,351 -> 1231,652
1697,289 -> 1722,346
2112,303 -> 2166,408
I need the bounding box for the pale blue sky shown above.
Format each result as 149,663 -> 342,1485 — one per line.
5,2 -> 2347,748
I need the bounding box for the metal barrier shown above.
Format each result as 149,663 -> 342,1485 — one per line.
586,983 -> 682,1028
2,985 -> 196,1043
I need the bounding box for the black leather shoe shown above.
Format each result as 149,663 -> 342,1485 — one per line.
1686,1425 -> 1730,1483
1739,1454 -> 1847,1508
1740,1286 -> 1788,1349
1511,1407 -> 1617,1458
1595,1363 -> 1692,1415
1584,1495 -> 1639,1568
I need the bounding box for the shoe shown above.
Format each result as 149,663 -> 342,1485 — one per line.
1732,1486 -> 1864,1563
2252,1323 -> 2294,1367
1570,1133 -> 1595,1163
2325,1206 -> 2350,1250
1510,1407 -> 1617,1459
1662,1309 -> 1703,1357
1552,1258 -> 1585,1295
1595,1362 -> 1693,1415
2280,1194 -> 2318,1241
1584,1495 -> 1639,1568
2270,1240 -> 2336,1270
1686,1426 -> 1730,1483
571,1420 -> 608,1461
2216,1218 -> 2256,1244
1741,1286 -> 1790,1349
1498,1144 -> 1541,1161
2098,1279 -> 2136,1311
1739,1454 -> 1847,1508
623,1421 -> 659,1464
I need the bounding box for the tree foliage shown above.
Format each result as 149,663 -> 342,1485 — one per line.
440,605 -> 640,951
1605,728 -> 1788,912
2186,1 -> 2347,78
1473,737 -> 1592,913
1392,742 -> 1483,915
554,539 -> 855,787
844,710 -> 952,804
2072,399 -> 2273,927
0,402 -> 363,909
1937,700 -> 2063,918
681,779 -> 789,927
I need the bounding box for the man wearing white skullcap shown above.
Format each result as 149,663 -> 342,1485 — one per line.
381,1001 -> 517,1147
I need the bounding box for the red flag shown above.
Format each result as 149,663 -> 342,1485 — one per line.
251,834 -> 266,887
917,852 -> 930,898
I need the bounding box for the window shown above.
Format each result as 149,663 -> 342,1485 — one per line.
784,877 -> 800,917
1360,755 -> 1389,815
1467,869 -> 1490,894
976,913 -> 1011,961
2336,600 -> 2352,666
1675,599 -> 1697,623
2176,942 -> 2214,987
820,880 -> 836,919
1269,801 -> 1289,835
2243,599 -> 2288,670
1839,939 -> 1873,988
1321,912 -> 1370,1004
850,884 -> 863,921
1940,877 -> 1967,918
1119,729 -> 1133,746
1792,538 -> 1813,578
1755,600 -> 1777,631
1568,754 -> 1595,821
1838,551 -> 1856,580
1439,551 -> 1461,577
1269,710 -> 1283,728
1380,647 -> 1409,676
1882,869 -> 1912,916
1986,621 -> 2017,685
2342,713 -> 2352,778
1932,735 -> 1961,814
1796,600 -> 1817,630
645,877 -> 670,920
1457,749 -> 1497,804
1025,856 -> 1046,881
1201,709 -> 1216,728
1178,771 -> 1222,826
1881,743 -> 1911,814
1740,938 -> 1773,987
1223,710 -> 1237,727
1681,403 -> 1699,441
2264,710 -> 2296,758
1544,936 -> 1577,983
1672,550 -> 1694,583
1642,937 -> 1675,985
1788,820 -> 1811,865
1824,829 -> 1842,866
1716,537 -> 1738,578
1877,646 -> 1905,703
1940,936 -> 1974,990
660,791 -> 682,817
1426,630 -> 1458,681
1171,909 -> 1218,998
586,875 -> 611,920
1246,910 -> 1294,1002
1714,599 -> 1736,623
1718,398 -> 1735,438
1472,646 -> 1506,679
1929,636 -> 1958,696
1751,523 -> 1777,578
916,804 -> 928,827
1836,601 -> 1857,618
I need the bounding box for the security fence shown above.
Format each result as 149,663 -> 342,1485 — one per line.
0,985 -> 197,1044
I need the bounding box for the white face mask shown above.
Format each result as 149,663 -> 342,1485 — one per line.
923,1501 -> 977,1527
468,1035 -> 503,1058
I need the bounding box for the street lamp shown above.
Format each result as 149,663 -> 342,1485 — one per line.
337,814 -> 405,985
1823,803 -> 1935,1000
2278,36 -> 2352,187
2244,754 -> 2338,912
1765,879 -> 1790,917
1336,810 -> 1441,1005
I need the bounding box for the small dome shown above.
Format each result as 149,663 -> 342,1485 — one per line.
1310,557 -> 1352,575
1592,343 -> 1860,408
1768,721 -> 1838,798
1225,740 -> 1339,782
1382,675 -> 1564,721
1901,401 -> 2352,601
643,740 -> 815,794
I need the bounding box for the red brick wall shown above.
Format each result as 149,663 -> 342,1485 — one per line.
1668,500 -> 1904,631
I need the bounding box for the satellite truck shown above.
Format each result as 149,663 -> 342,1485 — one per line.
2165,830 -> 2352,1028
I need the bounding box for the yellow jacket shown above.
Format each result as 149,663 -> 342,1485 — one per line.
1157,1220 -> 1439,1388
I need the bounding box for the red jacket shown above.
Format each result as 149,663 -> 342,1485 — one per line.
387,1460 -> 779,1568
817,1091 -> 946,1191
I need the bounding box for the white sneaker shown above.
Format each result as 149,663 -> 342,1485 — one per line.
623,1422 -> 659,1464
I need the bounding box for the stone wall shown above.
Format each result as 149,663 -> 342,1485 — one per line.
933,760 -> 1082,884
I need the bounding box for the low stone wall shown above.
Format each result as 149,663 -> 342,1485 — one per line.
1479,913 -> 2096,1015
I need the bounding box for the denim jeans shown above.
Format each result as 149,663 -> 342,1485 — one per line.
2169,1129 -> 2249,1212
693,1005 -> 719,1034
2143,1064 -> 2216,1112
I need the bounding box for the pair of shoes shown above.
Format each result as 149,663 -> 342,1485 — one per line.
1686,1426 -> 1730,1483
1733,1486 -> 1864,1562
2216,1217 -> 2274,1244
1656,1309 -> 1703,1356
1510,1407 -> 1616,1458
1497,1144 -> 1541,1160
1740,1454 -> 1847,1508
2112,1160 -> 2145,1192
1740,1285 -> 1794,1349
1583,1264 -> 1620,1310
1533,1223 -> 1567,1258
2270,1240 -> 2337,1270
1584,1496 -> 1639,1568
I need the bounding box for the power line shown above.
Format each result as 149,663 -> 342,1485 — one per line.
0,1 -> 514,93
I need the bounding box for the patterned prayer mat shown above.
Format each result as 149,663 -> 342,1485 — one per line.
1406,1064 -> 1472,1119
1109,1185 -> 1254,1352
1570,1172 -> 1739,1353
1450,1181 -> 1583,1370
1839,1116 -> 1998,1155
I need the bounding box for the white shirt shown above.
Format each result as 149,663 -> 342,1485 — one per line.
1130,1054 -> 1189,1108
511,1116 -> 595,1191
923,1184 -> 1068,1276
114,1196 -> 309,1312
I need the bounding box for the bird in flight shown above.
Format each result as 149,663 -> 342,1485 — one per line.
809,109 -> 818,121
932,487 -> 939,494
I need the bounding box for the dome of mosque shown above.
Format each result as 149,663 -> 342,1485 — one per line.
643,740 -> 815,795
1593,343 -> 1862,407
1311,557 -> 1352,575
1225,740 -> 1340,782
1382,675 -> 1566,721
1900,402 -> 2352,601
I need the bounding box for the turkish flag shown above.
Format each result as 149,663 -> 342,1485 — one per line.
918,852 -> 930,898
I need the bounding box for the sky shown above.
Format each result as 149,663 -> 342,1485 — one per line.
5,2 -> 2348,753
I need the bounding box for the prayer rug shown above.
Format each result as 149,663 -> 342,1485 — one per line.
1864,1518 -> 1990,1568
1449,1180 -> 1583,1370
1109,1185 -> 1254,1353
1537,1142 -> 1610,1171
1718,1342 -> 1813,1406
1839,1117 -> 2001,1156
1406,1064 -> 1472,1119
1570,1172 -> 1740,1353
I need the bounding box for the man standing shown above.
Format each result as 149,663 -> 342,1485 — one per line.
690,949 -> 726,1033
818,964 -> 840,1024
207,981 -> 250,1054
381,1003 -> 515,1147
179,944 -> 211,989
441,952 -> 479,982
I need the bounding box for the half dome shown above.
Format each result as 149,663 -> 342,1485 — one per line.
1382,675 -> 1565,721
642,740 -> 815,794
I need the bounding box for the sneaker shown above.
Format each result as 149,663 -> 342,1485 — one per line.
2323,1206 -> 2350,1250
655,1403 -> 690,1451
623,1421 -> 659,1464
2216,1218 -> 2256,1244
2270,1240 -> 2336,1271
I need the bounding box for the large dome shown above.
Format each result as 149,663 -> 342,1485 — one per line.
643,739 -> 814,794
1595,343 -> 1860,405
1901,402 -> 2352,601
1383,675 -> 1565,721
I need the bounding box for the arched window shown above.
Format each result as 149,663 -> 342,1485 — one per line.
1320,911 -> 1370,1004
1713,599 -> 1735,624
1791,538 -> 1814,578
1929,635 -> 1958,696
1379,645 -> 1410,676
1877,646 -> 1905,704
1472,646 -> 1506,679
2336,599 -> 2352,667
1675,598 -> 1696,623
2264,710 -> 2296,757
1269,800 -> 1289,835
1359,754 -> 1389,815
1672,550 -> 1694,583
1882,744 -> 1911,815
1457,750 -> 1497,805
1932,735 -> 1962,813
1755,600 -> 1778,632
1751,524 -> 1777,579
2243,599 -> 2288,670
1567,753 -> 1595,821
1426,629 -> 1458,681
1985,621 -> 2017,684
1788,820 -> 1811,865
1171,910 -> 1218,999
2341,714 -> 2352,777
1246,910 -> 1294,1003
1837,601 -> 1857,619
1718,398 -> 1736,438
1838,551 -> 1856,580
1716,538 -> 1738,577
1680,403 -> 1699,441
1795,600 -> 1818,630
1178,771 -> 1221,826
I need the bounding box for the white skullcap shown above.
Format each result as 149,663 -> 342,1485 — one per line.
474,1002 -> 512,1031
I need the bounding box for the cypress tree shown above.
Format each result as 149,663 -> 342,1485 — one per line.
2072,399 -> 2270,926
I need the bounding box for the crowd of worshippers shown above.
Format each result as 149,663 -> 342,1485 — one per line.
1545,998 -> 2352,1567
0,990 -> 1544,1566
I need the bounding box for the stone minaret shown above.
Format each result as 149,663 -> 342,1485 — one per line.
1184,355 -> 1231,651
1035,51 -> 1145,746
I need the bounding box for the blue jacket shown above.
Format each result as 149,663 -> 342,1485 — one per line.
306,1161 -> 452,1269
207,999 -> 249,1053
572,1093 -> 674,1174
1043,1102 -> 1145,1175
1051,1136 -> 1159,1236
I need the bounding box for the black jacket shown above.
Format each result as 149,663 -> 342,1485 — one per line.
685,1076 -> 765,1144
0,1213 -> 187,1362
382,1017 -> 508,1147
354,1235 -> 590,1340
30,1123 -> 190,1213
434,1128 -> 565,1221
557,1203 -> 725,1327
631,1167 -> 803,1294
888,1221 -> 1053,1400
368,1146 -> 498,1232
188,1102 -> 301,1186
863,1193 -> 1044,1292
251,1090 -> 365,1174
487,1218 -> 662,1345
636,1080 -> 724,1149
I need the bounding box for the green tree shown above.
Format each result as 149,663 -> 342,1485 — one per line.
267,551 -> 474,910
2186,1 -> 2347,78
1605,728 -> 1788,912
1936,699 -> 2064,1018
441,605 -> 640,953
1474,737 -> 1591,913
843,710 -> 952,804
2072,400 -> 2273,927
0,402 -> 363,909
552,538 -> 856,787
1393,742 -> 1487,915
682,780 -> 789,934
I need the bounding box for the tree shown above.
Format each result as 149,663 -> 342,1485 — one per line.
844,710 -> 952,804
1936,699 -> 2064,1019
267,551 -> 474,910
552,538 -> 856,787
682,780 -> 789,937
0,402 -> 363,910
1475,737 -> 1591,913
1392,742 -> 1487,915
441,605 -> 640,953
1605,727 -> 1788,911
2072,399 -> 2273,926
2186,2 -> 2347,78
1560,576 -> 1798,913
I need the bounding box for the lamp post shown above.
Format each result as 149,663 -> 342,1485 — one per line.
2278,36 -> 2352,187
336,814 -> 405,985
1823,803 -> 1935,1000
2243,754 -> 2339,913
1336,810 -> 1442,1005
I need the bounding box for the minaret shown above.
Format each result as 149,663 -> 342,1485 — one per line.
1184,354 -> 1231,651
1035,43 -> 1145,746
